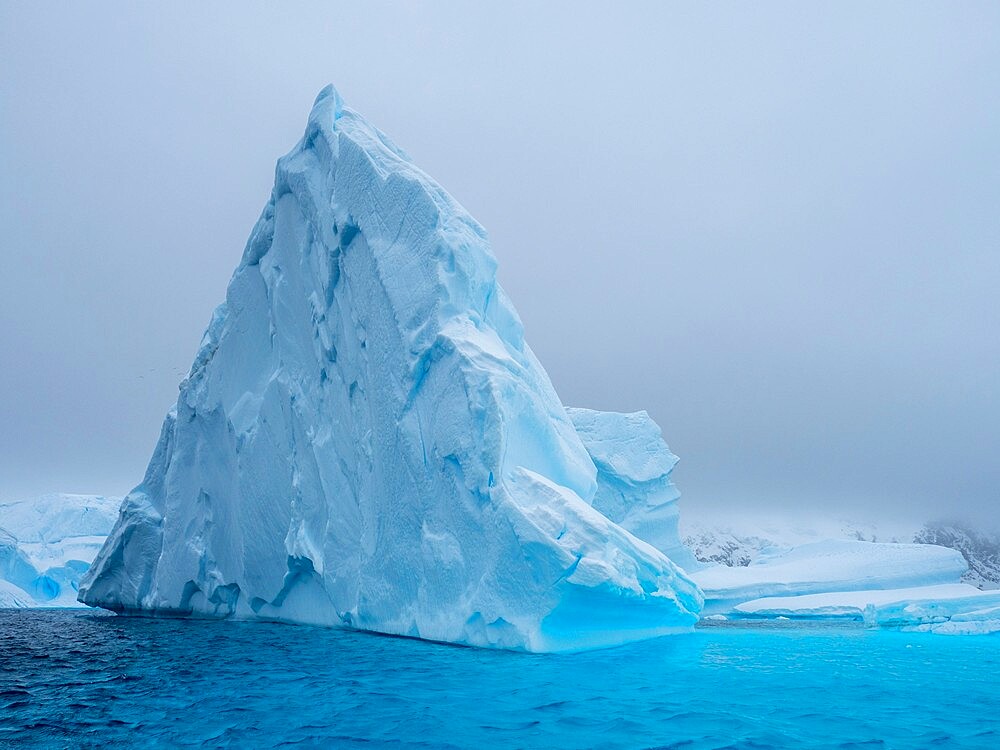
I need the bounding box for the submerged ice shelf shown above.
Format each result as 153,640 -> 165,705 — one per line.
78,85 -> 702,651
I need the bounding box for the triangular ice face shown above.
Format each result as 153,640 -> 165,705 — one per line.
79,86 -> 702,652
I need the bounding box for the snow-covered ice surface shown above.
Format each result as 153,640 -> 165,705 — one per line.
733,583 -> 983,619
682,511 -> 1000,590
691,539 -> 967,615
863,589 -> 1000,635
0,494 -> 120,607
79,85 -> 702,652
682,512 -> 917,569
734,582 -> 1000,635
681,511 -> 1000,634
0,579 -> 33,608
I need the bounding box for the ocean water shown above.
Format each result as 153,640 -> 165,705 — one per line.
1,610 -> 997,749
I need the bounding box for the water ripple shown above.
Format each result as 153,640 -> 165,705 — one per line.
0,611 -> 997,748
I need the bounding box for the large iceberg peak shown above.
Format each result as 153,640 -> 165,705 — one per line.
79,86 -> 702,651
312,83 -> 344,119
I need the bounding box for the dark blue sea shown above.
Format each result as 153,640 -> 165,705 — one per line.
1,609 -> 997,749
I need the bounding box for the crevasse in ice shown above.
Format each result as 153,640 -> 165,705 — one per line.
78,85 -> 703,651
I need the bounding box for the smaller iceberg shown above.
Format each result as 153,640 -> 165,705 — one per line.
733,583 -> 983,620
680,514 -> 1000,635
691,539 -> 967,615
0,494 -> 120,607
863,588 -> 1000,635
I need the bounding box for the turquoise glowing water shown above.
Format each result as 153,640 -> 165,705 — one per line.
2,610 -> 997,748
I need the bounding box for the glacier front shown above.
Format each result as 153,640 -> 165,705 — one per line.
78,85 -> 702,651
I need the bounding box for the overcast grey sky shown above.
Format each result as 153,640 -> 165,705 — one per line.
1,2 -> 998,526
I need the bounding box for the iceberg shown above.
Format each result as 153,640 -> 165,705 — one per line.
0,494 -> 120,606
0,529 -> 35,597
732,583 -> 984,620
0,579 -> 33,608
79,85 -> 702,651
567,408 -> 698,570
681,515 -> 1000,632
863,588 -> 1000,635
734,581 -> 1000,635
691,539 -> 967,615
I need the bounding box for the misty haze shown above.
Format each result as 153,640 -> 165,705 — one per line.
3,4 -> 997,530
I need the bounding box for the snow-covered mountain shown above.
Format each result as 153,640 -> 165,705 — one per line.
914,522 -> 1000,590
0,494 -> 120,606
